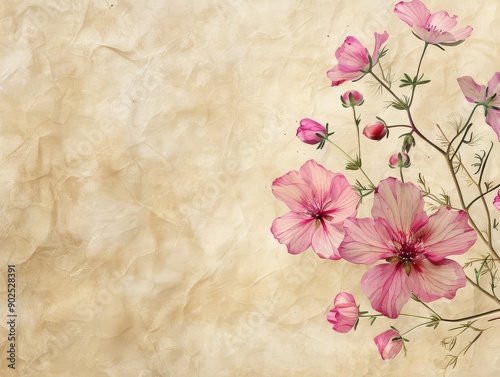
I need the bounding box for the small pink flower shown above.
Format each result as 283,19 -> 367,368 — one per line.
457,73 -> 500,141
341,90 -> 364,107
296,118 -> 327,145
271,160 -> 359,260
375,329 -> 403,360
327,32 -> 389,87
394,0 -> 472,46
326,292 -> 358,333
494,190 -> 500,211
363,120 -> 387,140
339,178 -> 477,318
389,152 -> 410,168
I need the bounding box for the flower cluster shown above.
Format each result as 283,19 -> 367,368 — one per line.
270,0 -> 500,365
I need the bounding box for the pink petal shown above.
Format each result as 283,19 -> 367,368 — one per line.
311,221 -> 344,260
339,217 -> 395,264
457,76 -> 486,103
334,292 -> 356,306
487,72 -> 500,98
322,176 -> 359,220
374,329 -> 403,360
485,110 -> 500,141
394,0 -> 430,28
416,207 -> 476,262
412,25 -> 455,45
450,26 -> 473,43
409,259 -> 466,302
372,178 -> 428,237
271,212 -> 315,255
272,170 -> 313,213
361,263 -> 412,319
426,10 -> 457,32
493,190 -> 500,211
335,36 -> 369,72
299,160 -> 339,208
327,65 -> 364,86
371,31 -> 389,61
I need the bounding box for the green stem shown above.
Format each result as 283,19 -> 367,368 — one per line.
351,106 -> 361,161
324,138 -> 375,188
467,184 -> 500,210
440,307 -> 500,323
409,42 -> 428,107
399,167 -> 404,183
387,124 -> 412,129
448,104 -> 481,159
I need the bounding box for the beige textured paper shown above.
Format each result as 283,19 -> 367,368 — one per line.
1,0 -> 499,376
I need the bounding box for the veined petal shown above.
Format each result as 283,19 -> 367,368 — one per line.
409,259 -> 466,302
272,170 -> 313,212
361,263 -> 412,319
374,329 -> 403,360
457,76 -> 486,103
487,72 -> 500,98
322,176 -> 359,220
372,177 -> 428,237
311,221 -> 344,260
335,36 -> 369,72
417,207 -> 476,262
485,110 -> 500,141
327,66 -> 364,86
412,25 -> 455,45
426,10 -> 457,32
339,217 -> 395,264
371,31 -> 389,61
450,26 -> 473,43
394,0 -> 430,28
271,212 -> 315,255
299,160 -> 338,208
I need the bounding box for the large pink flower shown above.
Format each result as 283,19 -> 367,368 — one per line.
394,0 -> 472,46
271,160 -> 359,260
457,73 -> 500,141
327,32 -> 389,87
339,177 -> 477,318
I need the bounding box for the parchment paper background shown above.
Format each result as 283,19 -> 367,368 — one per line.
1,0 -> 499,376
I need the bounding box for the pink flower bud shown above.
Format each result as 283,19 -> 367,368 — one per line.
363,120 -> 387,140
494,190 -> 500,211
389,151 -> 410,168
296,118 -> 327,145
341,90 -> 364,107
326,292 -> 358,333
374,329 -> 403,360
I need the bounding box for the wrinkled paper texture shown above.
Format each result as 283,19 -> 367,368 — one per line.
0,0 -> 499,376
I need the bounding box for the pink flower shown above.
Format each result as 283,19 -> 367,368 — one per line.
394,0 -> 472,46
363,120 -> 387,140
341,90 -> 364,107
339,178 -> 477,318
457,73 -> 500,141
389,151 -> 410,168
326,292 -> 358,333
374,329 -> 403,360
327,32 -> 389,87
271,160 -> 359,260
494,190 -> 500,211
296,118 -> 327,145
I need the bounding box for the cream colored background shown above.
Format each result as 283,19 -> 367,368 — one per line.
0,0 -> 499,376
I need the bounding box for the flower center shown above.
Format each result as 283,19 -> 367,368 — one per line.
427,25 -> 443,33
304,199 -> 334,229
386,239 -> 424,276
